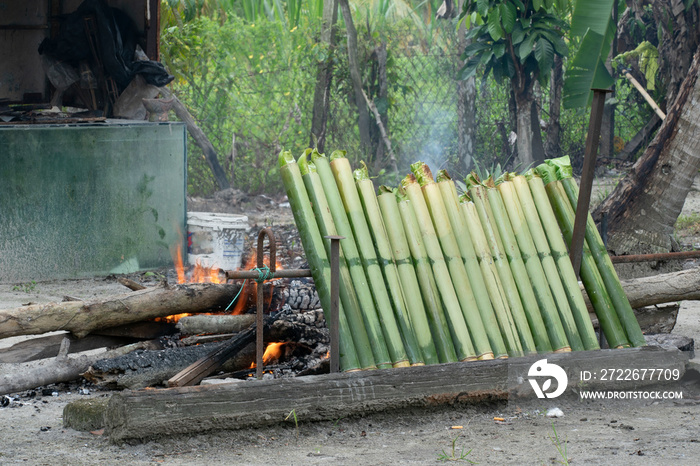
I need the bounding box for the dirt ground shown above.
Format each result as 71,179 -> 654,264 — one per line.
2,174 -> 700,465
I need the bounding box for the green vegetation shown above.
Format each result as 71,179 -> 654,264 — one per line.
437,434 -> 478,463
159,0 -> 666,196
12,281 -> 37,293
548,422 -> 570,465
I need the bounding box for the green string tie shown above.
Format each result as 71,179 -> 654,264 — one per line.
224,265 -> 275,311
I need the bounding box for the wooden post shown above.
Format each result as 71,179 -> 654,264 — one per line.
569,88 -> 611,275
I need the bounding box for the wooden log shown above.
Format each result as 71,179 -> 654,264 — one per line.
0,333 -> 137,364
176,314 -> 255,335
581,267 -> 700,330
0,340 -> 160,396
618,267 -> 700,307
0,283 -> 242,340
104,346 -> 689,444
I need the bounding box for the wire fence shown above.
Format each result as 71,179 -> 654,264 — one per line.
166,18 -> 650,196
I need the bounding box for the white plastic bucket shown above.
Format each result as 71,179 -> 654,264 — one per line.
187,212 -> 249,270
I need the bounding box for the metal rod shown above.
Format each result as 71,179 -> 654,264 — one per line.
610,250 -> 700,263
255,228 -> 276,380
326,235 -> 344,373
225,269 -> 311,280
569,88 -> 611,276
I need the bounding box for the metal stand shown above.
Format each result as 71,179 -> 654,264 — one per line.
224,227 -> 342,378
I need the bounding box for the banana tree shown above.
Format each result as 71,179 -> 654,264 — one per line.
562,0 -> 616,108
459,0 -> 568,169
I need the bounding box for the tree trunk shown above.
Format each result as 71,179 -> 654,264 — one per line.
593,50 -> 700,256
159,88 -> 230,190
456,0 -> 476,175
309,0 -> 338,152
617,114 -> 662,162
513,87 -> 545,169
373,41 -> 389,172
338,0 -> 371,151
545,54 -> 563,159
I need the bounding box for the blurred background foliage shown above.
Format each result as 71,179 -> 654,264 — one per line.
159,0 -> 659,196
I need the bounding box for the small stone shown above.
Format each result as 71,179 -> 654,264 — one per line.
546,408 -> 564,418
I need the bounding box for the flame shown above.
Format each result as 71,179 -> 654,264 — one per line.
250,342 -> 287,368
264,342 -> 285,364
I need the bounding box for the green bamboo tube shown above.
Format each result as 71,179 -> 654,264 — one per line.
401,175 -> 477,361
468,179 -> 537,355
412,163 -> 493,359
497,178 -> 575,352
376,187 -> 441,365
310,151 -> 393,368
435,173 -> 508,359
512,174 -> 595,351
485,180 -> 558,353
329,153 -> 410,367
459,199 -> 522,357
298,152 -> 377,370
394,190 -> 458,363
354,163 -> 424,365
408,164 -> 495,359
278,150 -> 359,371
552,161 -> 646,347
523,173 -> 599,350
537,164 -> 630,349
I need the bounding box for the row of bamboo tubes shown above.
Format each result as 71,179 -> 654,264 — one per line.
279,149 -> 645,371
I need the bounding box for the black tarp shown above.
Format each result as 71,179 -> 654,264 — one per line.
38,0 -> 173,90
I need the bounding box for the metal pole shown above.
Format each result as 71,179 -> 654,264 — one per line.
325,235 -> 344,373
610,250 -> 700,263
255,228 -> 276,380
569,88 -> 611,276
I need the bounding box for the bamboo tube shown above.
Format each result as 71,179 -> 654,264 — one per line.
402,165 -> 494,360
310,151 -> 393,369
523,173 -> 600,350
394,189 -> 458,363
298,152 -> 377,370
435,172 -> 508,359
278,150 -> 360,371
329,153 -> 410,367
354,163 -> 424,365
484,179 -> 558,353
497,178 -> 574,352
376,187 -> 440,365
512,174 -> 595,351
460,199 -> 522,357
401,175 -> 477,361
412,163 -> 493,359
468,178 -> 537,355
551,158 -> 646,347
537,164 -> 630,349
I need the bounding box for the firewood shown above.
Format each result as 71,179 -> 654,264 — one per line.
176,314 -> 255,335
116,277 -> 147,291
0,333 -> 137,364
0,340 -> 160,396
104,346 -> 689,444
581,267 -> 700,329
84,314 -> 325,390
0,282 -> 243,340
